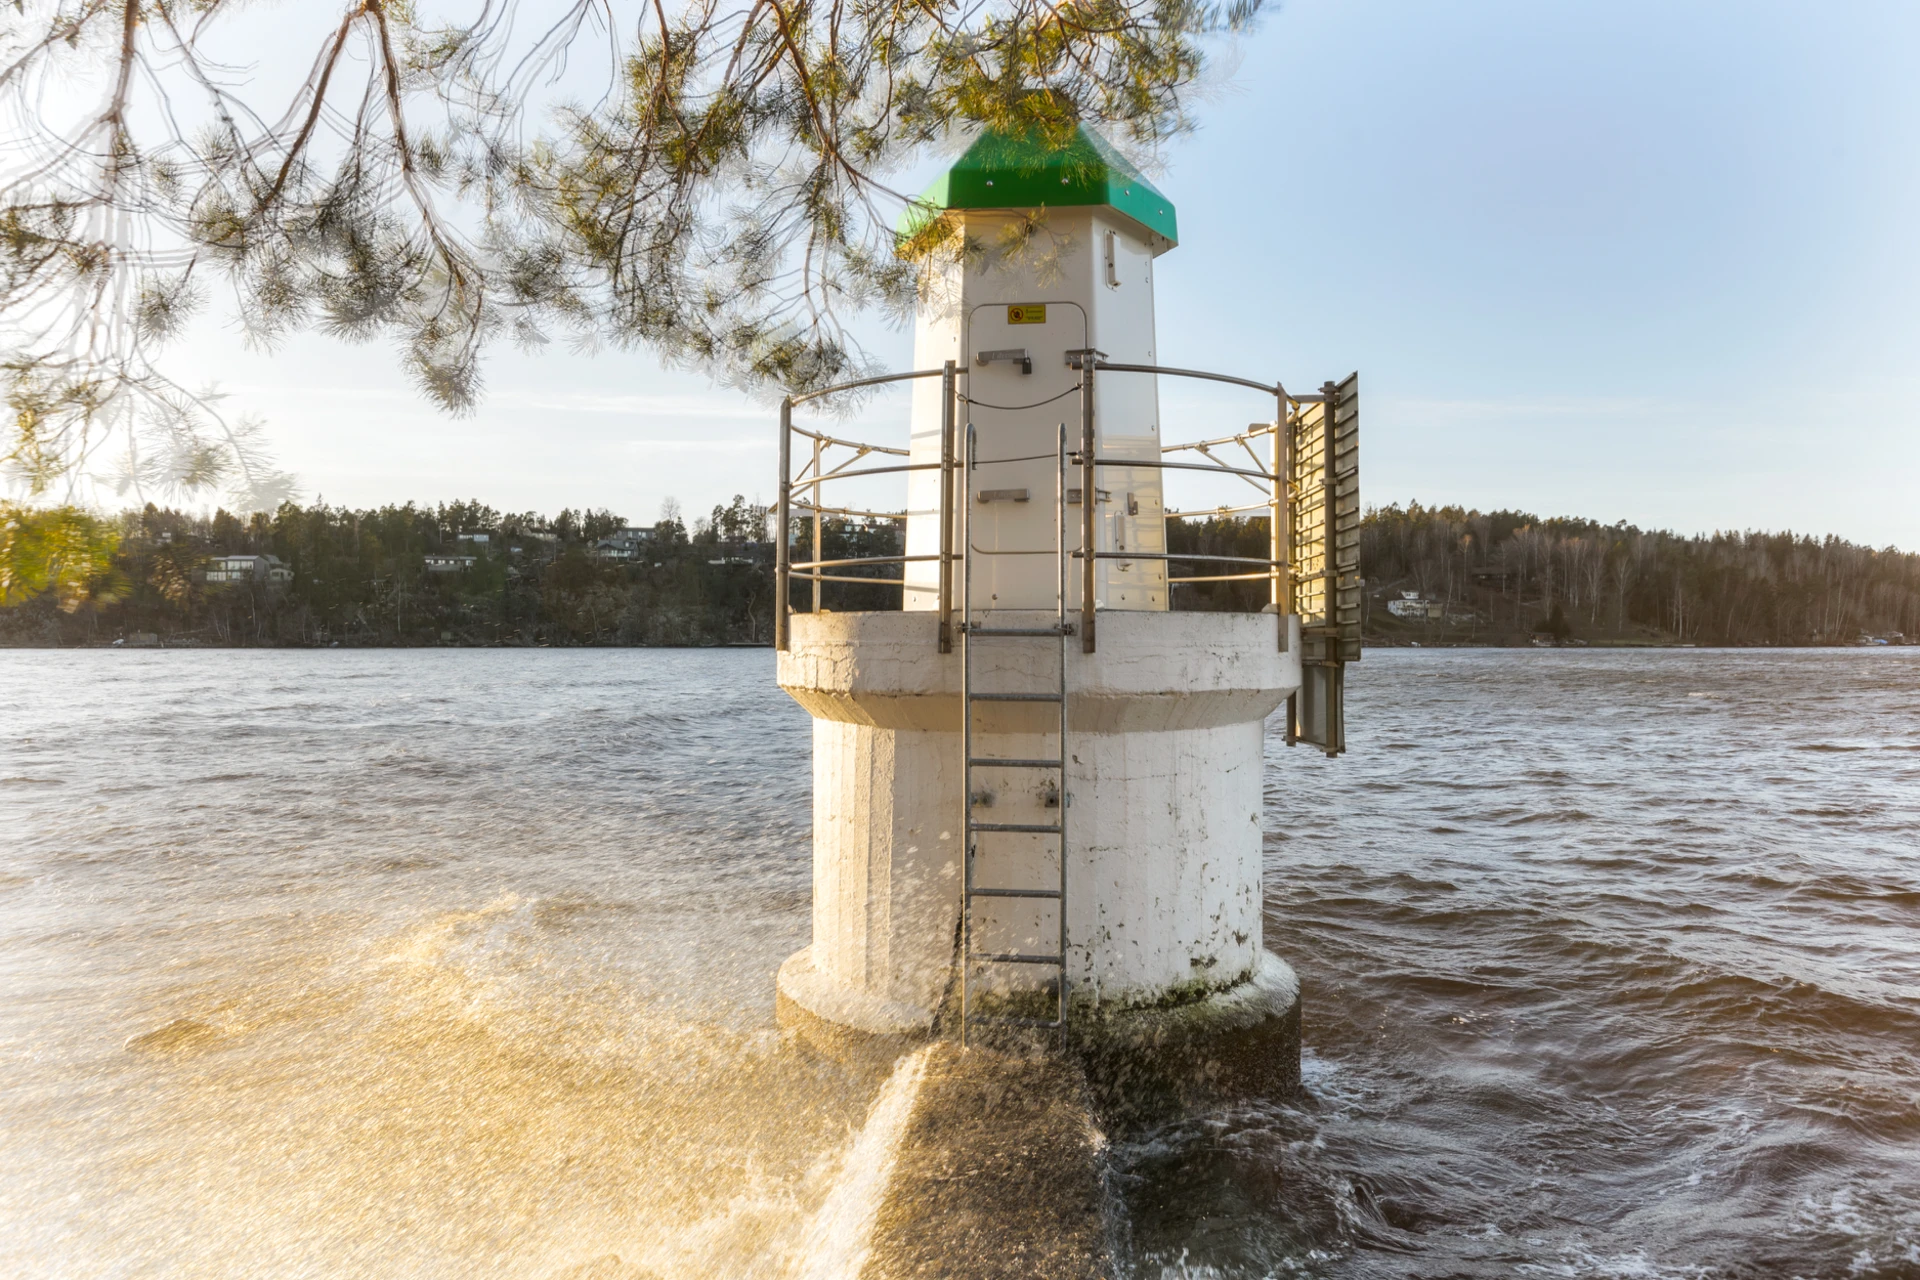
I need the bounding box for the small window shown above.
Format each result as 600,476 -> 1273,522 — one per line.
1103,231 -> 1120,289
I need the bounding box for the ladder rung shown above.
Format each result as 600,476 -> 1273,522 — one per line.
967,626 -> 1068,636
957,533 -> 1075,1046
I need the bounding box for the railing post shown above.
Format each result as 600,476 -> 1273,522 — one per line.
1271,388 -> 1287,651
1080,356 -> 1097,654
811,434 -> 824,614
939,359 -> 956,653
776,396 -> 792,651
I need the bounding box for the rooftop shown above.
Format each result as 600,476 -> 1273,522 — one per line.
902,125 -> 1178,246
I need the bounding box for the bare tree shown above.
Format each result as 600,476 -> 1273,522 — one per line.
1580,534 -> 1606,623
1610,536 -> 1640,634
1,0 -> 1258,508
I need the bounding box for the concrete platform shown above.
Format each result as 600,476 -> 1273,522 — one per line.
778,944 -> 937,1064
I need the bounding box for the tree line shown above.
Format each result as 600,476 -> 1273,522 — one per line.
0,497 -> 779,648
1090,507 -> 1919,645
1355,503 -> 1920,645
4,499 -> 1915,647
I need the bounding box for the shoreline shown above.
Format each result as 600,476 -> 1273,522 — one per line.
3,639 -> 1908,652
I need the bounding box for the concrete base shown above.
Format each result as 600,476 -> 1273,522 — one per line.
1071,950 -> 1301,1129
850,958 -> 1301,1277
779,944 -> 1301,1128
783,952 -> 1301,1277
777,945 -> 936,1065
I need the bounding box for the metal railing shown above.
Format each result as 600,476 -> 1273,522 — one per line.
775,356 -> 1324,653
775,362 -> 957,652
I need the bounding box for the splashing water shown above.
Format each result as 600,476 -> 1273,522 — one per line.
792,1046 -> 936,1280
0,650 -> 895,1279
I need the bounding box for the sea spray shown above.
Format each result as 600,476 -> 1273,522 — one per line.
790,1045 -> 935,1280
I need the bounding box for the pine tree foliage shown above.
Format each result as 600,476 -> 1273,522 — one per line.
0,0 -> 1259,505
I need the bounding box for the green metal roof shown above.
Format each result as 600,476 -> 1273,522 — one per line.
903,126 -> 1178,245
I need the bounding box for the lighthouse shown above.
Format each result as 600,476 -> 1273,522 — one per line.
772,127 -> 1359,1091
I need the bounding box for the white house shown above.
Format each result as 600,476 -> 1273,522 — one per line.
1386,590 -> 1436,619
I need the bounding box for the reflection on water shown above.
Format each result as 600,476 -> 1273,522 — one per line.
3,648 -> 1917,1278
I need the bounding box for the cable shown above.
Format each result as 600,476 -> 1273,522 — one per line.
959,386 -> 1079,412
974,451 -> 1061,466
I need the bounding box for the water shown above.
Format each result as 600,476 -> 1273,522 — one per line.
2,648 -> 1916,1278
1125,649 -> 1920,1279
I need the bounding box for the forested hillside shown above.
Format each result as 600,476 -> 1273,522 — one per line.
1144,506 -> 1918,645
0,498 -> 782,647
4,499 -> 1915,647
1355,504 -> 1919,645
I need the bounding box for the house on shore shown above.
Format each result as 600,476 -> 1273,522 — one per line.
593,527 -> 656,560
1386,591 -> 1436,620
200,555 -> 294,586
1384,590 -> 1479,624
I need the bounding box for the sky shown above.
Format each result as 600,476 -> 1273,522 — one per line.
166,0 -> 1920,547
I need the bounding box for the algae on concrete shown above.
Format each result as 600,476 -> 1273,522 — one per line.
862,1044 -> 1113,1280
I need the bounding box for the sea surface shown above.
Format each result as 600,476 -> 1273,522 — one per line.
1,647 -> 1916,1279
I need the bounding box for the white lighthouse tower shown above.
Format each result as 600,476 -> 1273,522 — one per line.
773,128 -> 1359,1088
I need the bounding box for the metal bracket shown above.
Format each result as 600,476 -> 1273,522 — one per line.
1063,348 -> 1107,371
977,348 -> 1033,375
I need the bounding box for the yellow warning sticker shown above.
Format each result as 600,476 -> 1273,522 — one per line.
1007,304 -> 1047,324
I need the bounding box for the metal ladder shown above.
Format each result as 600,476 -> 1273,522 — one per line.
959,423 -> 1073,1050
